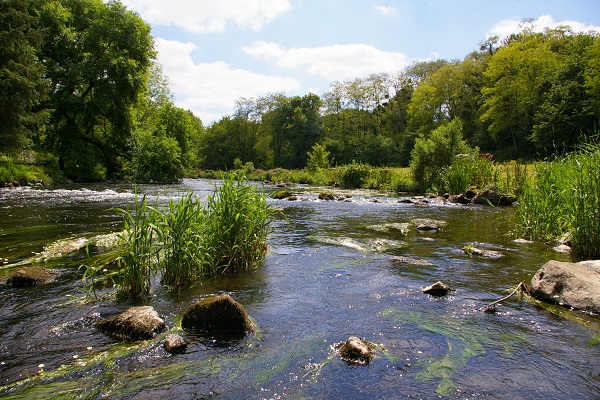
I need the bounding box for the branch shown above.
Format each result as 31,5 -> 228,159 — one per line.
480,282 -> 526,313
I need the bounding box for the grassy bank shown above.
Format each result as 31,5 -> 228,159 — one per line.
516,143 -> 600,259
0,153 -> 65,187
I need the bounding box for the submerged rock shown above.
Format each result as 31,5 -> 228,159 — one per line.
96,306 -> 167,341
318,192 -> 336,201
463,244 -> 504,259
164,334 -> 187,354
336,337 -> 375,365
529,260 -> 600,313
181,294 -> 254,337
271,190 -> 296,200
5,266 -> 55,287
422,281 -> 453,297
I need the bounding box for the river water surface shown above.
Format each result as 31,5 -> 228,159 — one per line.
0,179 -> 598,399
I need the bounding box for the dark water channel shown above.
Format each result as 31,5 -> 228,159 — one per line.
0,179 -> 599,399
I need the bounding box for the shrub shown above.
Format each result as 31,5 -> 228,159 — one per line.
410,119 -> 473,193
129,130 -> 184,183
340,161 -> 371,189
442,155 -> 494,195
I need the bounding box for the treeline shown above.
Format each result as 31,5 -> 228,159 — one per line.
1,0 -> 203,183
202,27 -> 600,171
2,0 -> 600,183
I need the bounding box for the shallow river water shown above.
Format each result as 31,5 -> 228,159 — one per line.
0,179 -> 598,399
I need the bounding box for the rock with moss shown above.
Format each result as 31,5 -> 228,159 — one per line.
422,281 -> 453,297
164,334 -> 187,354
529,260 -> 600,313
470,189 -> 517,206
181,294 -> 254,337
96,306 -> 167,341
336,337 -> 375,365
318,192 -> 335,201
271,190 -> 296,200
4,266 -> 55,287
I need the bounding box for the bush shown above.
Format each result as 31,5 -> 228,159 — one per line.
340,161 -> 371,189
410,119 -> 473,193
442,155 -> 494,195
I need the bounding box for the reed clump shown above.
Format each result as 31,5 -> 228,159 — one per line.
516,143 -> 600,259
88,175 -> 274,297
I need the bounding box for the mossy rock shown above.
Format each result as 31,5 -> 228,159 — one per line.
5,266 -> 54,287
271,190 -> 295,200
96,306 -> 167,341
181,294 -> 254,337
318,192 -> 335,201
336,337 -> 376,365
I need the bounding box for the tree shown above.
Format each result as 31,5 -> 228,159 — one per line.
0,0 -> 48,153
129,129 -> 183,183
306,143 -> 331,171
38,0 -> 155,180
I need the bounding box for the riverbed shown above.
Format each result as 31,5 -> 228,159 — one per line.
0,179 -> 598,399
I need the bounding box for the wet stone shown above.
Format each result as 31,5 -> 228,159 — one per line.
337,337 -> 375,365
96,306 -> 167,342
5,266 -> 55,287
164,334 -> 187,354
181,294 -> 254,337
422,281 -> 453,297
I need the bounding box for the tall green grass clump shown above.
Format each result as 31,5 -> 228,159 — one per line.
516,143 -> 600,258
442,155 -> 494,195
114,194 -> 157,296
339,161 -> 371,189
204,174 -> 273,273
155,193 -> 206,288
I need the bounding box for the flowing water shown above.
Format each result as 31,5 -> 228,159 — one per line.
0,179 -> 598,399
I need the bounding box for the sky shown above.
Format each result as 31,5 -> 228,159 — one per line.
118,0 -> 600,125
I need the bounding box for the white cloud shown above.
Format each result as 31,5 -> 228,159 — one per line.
243,41 -> 411,81
488,14 -> 600,39
155,38 -> 300,123
121,0 -> 291,32
374,5 -> 397,15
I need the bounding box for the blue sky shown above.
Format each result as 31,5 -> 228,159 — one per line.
119,0 -> 600,124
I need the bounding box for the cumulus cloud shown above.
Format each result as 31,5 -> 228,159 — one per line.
243,41 -> 411,81
374,5 -> 397,15
155,38 -> 300,123
488,14 -> 600,39
121,0 -> 291,32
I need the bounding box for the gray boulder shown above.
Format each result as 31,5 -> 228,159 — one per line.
181,294 -> 254,337
96,306 -> 167,341
529,260 -> 600,313
422,281 -> 453,297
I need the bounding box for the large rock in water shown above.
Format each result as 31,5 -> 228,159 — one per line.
96,306 -> 167,341
181,294 -> 254,337
530,260 -> 600,313
337,337 -> 376,365
5,266 -> 54,287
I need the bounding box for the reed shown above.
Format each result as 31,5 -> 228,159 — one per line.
516,143 -> 600,258
203,174 -> 273,273
114,194 -> 157,297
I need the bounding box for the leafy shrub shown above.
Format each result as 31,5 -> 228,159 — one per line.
340,161 -> 371,189
442,155 -> 494,195
410,119 -> 473,193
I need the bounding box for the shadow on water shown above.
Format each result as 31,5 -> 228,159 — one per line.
0,179 -> 598,399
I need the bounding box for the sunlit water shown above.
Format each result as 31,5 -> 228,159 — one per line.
0,179 -> 598,399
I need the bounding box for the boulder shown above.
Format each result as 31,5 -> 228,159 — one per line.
337,337 -> 375,365
529,260 -> 600,313
164,334 -> 187,354
318,192 -> 336,201
181,294 -> 254,337
271,190 -> 295,200
96,306 -> 167,341
5,266 -> 54,287
470,189 -> 517,206
422,281 -> 453,297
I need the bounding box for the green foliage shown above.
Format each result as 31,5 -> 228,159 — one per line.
114,195 -> 156,297
442,155 -> 494,195
203,174 -> 273,273
516,142 -> 600,258
306,143 -> 331,171
339,161 -> 371,189
129,130 -> 184,183
91,175 -> 274,295
410,119 -> 473,193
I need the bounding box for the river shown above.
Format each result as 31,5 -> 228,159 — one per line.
0,179 -> 598,399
